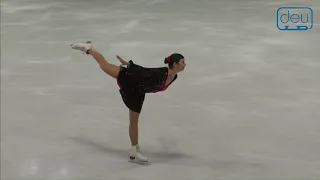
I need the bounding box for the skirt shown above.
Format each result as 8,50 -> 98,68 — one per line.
117,66 -> 145,113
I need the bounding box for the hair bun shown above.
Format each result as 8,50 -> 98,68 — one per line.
164,57 -> 169,64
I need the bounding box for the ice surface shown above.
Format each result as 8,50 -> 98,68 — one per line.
1,0 -> 320,179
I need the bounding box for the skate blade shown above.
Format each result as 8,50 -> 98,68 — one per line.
70,40 -> 91,47
128,158 -> 149,165
128,160 -> 149,165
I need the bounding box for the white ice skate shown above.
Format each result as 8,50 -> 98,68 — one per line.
129,144 -> 148,164
70,41 -> 92,54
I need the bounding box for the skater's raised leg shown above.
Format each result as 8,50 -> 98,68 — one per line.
87,49 -> 120,78
71,41 -> 120,79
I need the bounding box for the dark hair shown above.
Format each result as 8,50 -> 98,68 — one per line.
164,53 -> 184,68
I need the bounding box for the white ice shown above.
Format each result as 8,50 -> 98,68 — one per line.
1,0 -> 320,179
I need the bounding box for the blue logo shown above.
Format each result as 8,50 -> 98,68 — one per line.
277,7 -> 313,30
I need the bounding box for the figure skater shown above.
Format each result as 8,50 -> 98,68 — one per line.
70,41 -> 186,163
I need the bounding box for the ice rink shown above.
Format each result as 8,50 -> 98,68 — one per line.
1,0 -> 320,179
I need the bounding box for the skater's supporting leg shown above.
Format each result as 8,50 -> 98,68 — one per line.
87,49 -> 120,79
129,110 -> 148,162
129,110 -> 139,146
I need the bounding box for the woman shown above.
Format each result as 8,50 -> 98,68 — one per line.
70,41 -> 186,163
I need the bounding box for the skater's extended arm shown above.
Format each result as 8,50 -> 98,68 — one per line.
117,55 -> 144,69
117,55 -> 130,66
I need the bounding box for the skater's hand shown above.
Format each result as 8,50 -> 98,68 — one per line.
116,55 -> 129,65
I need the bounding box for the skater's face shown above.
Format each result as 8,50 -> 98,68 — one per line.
174,59 -> 186,72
